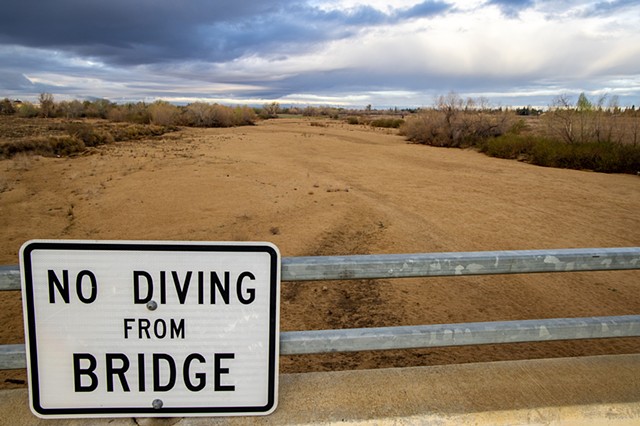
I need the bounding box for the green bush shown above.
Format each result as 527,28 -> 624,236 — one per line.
17,102 -> 39,118
478,134 -> 640,174
478,134 -> 539,159
48,136 -> 86,156
233,106 -> 257,126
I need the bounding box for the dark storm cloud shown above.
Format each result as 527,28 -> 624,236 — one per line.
0,0 -> 290,65
0,1 -> 451,66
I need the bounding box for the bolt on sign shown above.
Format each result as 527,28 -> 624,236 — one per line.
20,240 -> 280,418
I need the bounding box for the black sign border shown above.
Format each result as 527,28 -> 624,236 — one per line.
21,241 -> 280,417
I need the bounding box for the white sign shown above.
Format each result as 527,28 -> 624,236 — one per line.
20,240 -> 280,418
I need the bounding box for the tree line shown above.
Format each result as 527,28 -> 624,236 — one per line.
0,94 -> 258,128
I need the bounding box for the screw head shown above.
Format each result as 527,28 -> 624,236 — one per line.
146,300 -> 158,311
152,399 -> 163,409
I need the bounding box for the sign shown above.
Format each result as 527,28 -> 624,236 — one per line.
20,240 -> 280,418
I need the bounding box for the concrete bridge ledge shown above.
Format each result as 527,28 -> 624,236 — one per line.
2,354 -> 639,425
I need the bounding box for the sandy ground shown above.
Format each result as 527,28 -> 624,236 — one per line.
1,118 -> 639,389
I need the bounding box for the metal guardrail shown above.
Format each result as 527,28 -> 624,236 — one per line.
1,248 -> 640,369
0,265 -> 19,291
281,247 -> 640,280
281,315 -> 640,354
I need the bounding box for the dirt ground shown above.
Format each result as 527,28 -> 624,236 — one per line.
1,118 -> 639,389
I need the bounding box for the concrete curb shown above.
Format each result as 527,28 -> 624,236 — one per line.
2,354 -> 639,425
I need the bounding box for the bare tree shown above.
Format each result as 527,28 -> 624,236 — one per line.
38,93 -> 55,118
261,102 -> 280,118
546,94 -> 576,144
477,96 -> 491,111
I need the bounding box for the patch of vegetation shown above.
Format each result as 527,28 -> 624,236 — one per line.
400,92 -> 640,174
180,103 -> 256,127
1,95 -> 258,128
544,93 -> 640,146
66,122 -> 114,147
478,134 -> 640,174
369,118 -> 404,128
106,123 -> 177,141
400,109 -> 515,147
0,115 -> 179,159
17,102 -> 40,118
0,98 -> 16,115
302,106 -> 343,119
0,136 -> 85,158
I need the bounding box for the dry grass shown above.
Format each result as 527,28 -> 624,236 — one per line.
0,116 -> 178,159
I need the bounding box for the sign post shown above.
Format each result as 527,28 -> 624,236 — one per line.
20,240 -> 280,418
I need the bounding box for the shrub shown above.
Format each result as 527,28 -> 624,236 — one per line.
259,102 -> 280,119
67,123 -> 114,147
209,104 -> 235,127
57,100 -> 85,118
0,98 -> 15,115
17,102 -> 39,118
399,111 -> 449,145
182,102 -> 209,126
400,109 -> 516,147
302,106 -> 342,117
47,136 -> 86,156
106,105 -> 128,122
0,136 -> 85,158
478,134 -> 640,174
370,118 -> 404,128
148,101 -> 180,126
82,99 -> 114,119
233,106 -> 257,125
107,124 -> 172,141
478,134 -> 539,159
182,103 -> 255,127
129,104 -> 152,124
106,102 -> 150,123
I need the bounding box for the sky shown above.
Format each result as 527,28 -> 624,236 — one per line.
1,0 -> 639,109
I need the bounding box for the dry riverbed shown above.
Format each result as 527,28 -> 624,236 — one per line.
1,118 -> 639,388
